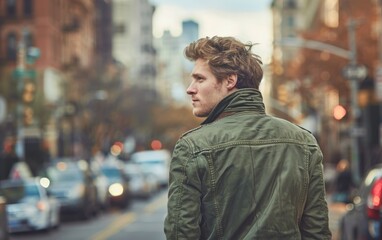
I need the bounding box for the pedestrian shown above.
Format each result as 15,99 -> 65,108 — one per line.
164,36 -> 331,239
332,159 -> 354,203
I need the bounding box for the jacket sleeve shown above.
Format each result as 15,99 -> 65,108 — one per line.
300,145 -> 332,240
164,138 -> 202,240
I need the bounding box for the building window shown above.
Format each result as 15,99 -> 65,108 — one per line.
23,0 -> 33,17
324,0 -> 339,28
141,43 -> 151,53
113,23 -> 126,34
7,32 -> 18,61
287,15 -> 295,28
24,31 -> 33,49
284,0 -> 297,9
6,0 -> 17,17
141,24 -> 150,35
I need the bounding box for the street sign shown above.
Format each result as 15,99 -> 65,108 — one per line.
342,64 -> 368,80
350,127 -> 365,137
12,69 -> 37,79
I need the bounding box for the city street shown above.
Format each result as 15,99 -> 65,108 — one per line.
7,189 -> 348,240
0,0 -> 379,239
9,191 -> 167,240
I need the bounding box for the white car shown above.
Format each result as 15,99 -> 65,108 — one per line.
130,150 -> 171,188
124,163 -> 158,198
0,177 -> 60,233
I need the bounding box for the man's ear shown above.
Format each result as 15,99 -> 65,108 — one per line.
226,74 -> 238,90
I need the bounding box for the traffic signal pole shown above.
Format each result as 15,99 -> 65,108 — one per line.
15,33 -> 26,160
347,19 -> 362,184
13,28 -> 40,171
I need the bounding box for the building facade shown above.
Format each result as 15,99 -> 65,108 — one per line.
154,19 -> 199,106
112,0 -> 156,90
0,0 -> 97,169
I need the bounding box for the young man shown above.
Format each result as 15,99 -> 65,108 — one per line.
164,36 -> 331,239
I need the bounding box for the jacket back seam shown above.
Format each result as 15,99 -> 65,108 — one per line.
190,139 -> 317,155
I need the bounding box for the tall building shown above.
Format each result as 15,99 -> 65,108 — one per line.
94,0 -> 113,68
154,19 -> 199,105
180,19 -> 199,73
181,20 -> 199,48
272,0 -> 321,62
155,30 -> 183,105
112,0 -> 156,90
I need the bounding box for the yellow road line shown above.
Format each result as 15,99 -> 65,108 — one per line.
90,212 -> 137,240
90,192 -> 168,240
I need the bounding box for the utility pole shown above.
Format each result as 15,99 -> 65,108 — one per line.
348,20 -> 361,184
376,1 -> 382,153
343,19 -> 367,184
14,30 -> 27,160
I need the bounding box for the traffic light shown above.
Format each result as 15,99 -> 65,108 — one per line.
22,81 -> 36,103
151,139 -> 162,150
333,104 -> 347,120
23,106 -> 34,126
21,79 -> 36,126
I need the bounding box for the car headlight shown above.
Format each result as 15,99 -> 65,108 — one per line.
109,183 -> 124,197
40,177 -> 50,188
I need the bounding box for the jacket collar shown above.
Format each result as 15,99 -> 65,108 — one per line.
201,88 -> 266,125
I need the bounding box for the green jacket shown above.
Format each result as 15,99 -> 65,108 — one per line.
164,89 -> 331,240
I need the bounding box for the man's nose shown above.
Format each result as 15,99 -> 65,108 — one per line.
186,84 -> 196,95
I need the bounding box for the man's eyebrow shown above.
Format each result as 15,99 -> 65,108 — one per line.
191,73 -> 204,78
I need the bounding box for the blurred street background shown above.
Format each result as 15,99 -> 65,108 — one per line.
0,0 -> 381,239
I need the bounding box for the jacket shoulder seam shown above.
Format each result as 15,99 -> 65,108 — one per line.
181,125 -> 203,138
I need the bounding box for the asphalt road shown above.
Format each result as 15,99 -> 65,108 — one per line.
9,190 -> 168,240
7,190 -> 346,240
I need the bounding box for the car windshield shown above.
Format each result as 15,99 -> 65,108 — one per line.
137,161 -> 166,171
143,160 -> 165,164
0,184 -> 40,204
101,168 -> 121,179
47,167 -> 83,182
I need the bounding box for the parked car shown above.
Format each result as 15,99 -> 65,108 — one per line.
39,158 -> 98,220
100,164 -> 131,208
124,162 -> 158,199
0,177 -> 60,233
129,150 -> 171,187
0,196 -> 8,239
339,164 -> 382,240
8,162 -> 33,180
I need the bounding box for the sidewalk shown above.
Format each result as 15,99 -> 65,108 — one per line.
328,200 -> 348,240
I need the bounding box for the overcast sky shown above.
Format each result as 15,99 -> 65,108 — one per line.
149,0 -> 274,63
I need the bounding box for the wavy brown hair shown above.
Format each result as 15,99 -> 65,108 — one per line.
184,36 -> 263,89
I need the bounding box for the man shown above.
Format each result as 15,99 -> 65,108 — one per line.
164,36 -> 331,240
